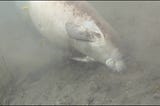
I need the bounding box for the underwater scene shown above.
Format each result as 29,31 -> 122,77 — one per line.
0,1 -> 160,105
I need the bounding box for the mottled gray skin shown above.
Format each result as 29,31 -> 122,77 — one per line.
27,1 -> 126,72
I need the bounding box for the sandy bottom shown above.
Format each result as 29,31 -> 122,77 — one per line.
1,1 -> 160,105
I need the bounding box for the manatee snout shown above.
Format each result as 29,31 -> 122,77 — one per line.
106,58 -> 126,72
105,49 -> 126,72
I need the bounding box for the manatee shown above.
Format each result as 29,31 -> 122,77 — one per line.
18,1 -> 126,72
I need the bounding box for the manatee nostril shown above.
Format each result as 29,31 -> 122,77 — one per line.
106,58 -> 114,66
105,58 -> 116,70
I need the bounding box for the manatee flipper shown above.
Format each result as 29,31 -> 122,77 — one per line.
68,47 -> 94,62
65,22 -> 99,42
71,56 -> 95,62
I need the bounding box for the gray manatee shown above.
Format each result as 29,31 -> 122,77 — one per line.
18,1 -> 126,72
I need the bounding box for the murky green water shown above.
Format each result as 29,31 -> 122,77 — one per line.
1,1 -> 160,104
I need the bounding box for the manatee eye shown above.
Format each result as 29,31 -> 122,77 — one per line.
88,31 -> 101,38
94,32 -> 102,38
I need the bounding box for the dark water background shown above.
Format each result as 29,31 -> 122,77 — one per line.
1,1 -> 160,104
